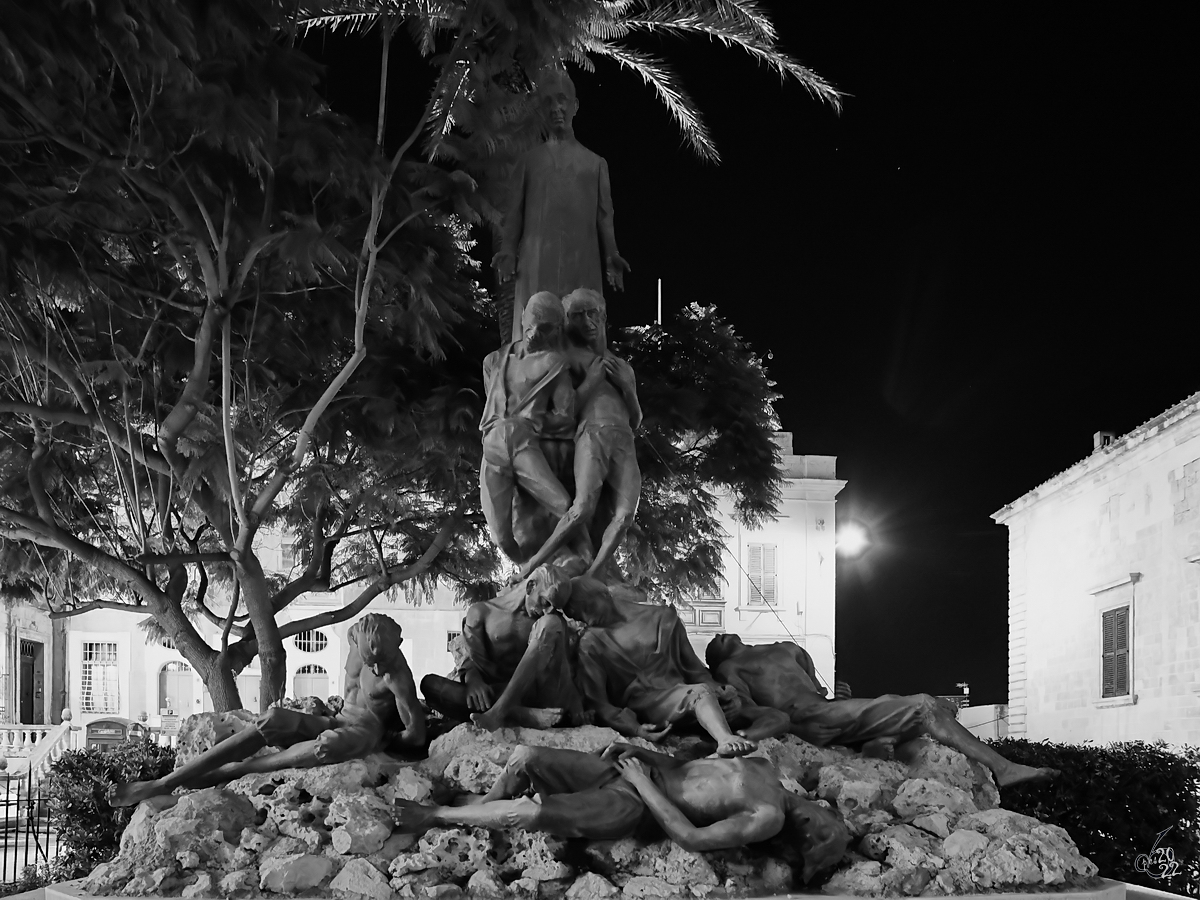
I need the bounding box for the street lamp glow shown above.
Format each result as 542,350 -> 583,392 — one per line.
836,522 -> 869,557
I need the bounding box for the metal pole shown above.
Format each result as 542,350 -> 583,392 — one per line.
656,278 -> 662,325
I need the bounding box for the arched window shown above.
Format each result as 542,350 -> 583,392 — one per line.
159,661 -> 194,715
293,630 -> 329,653
293,664 -> 329,699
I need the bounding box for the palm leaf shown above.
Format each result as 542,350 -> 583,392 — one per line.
585,40 -> 718,161
620,2 -> 841,109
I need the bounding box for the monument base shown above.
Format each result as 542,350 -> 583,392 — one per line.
78,722 -> 1102,898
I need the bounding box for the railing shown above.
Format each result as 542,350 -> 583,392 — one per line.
0,725 -> 53,758
23,711 -> 79,785
0,768 -> 56,884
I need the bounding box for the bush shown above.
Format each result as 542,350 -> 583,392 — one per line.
989,737 -> 1199,896
46,739 -> 177,880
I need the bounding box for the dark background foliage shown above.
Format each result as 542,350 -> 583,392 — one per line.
993,738 -> 1200,896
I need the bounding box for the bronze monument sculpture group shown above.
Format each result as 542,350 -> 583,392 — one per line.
107,68 -> 1058,890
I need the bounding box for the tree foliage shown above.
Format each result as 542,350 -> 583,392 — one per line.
1,0 -> 824,710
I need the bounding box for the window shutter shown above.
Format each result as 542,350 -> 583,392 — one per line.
1101,606 -> 1130,699
762,544 -> 777,604
1114,607 -> 1129,696
1114,607 -> 1128,651
747,544 -> 763,602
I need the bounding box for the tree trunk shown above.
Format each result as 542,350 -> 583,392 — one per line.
237,553 -> 288,709
198,658 -> 242,713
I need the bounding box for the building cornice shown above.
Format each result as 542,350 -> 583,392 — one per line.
782,478 -> 846,502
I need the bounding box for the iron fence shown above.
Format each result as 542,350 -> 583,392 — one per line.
0,771 -> 56,884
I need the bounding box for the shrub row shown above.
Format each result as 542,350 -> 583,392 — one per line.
990,737 -> 1199,896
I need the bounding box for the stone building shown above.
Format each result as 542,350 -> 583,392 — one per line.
992,391 -> 1200,745
12,433 -> 843,735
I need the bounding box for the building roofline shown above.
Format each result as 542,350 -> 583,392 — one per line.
992,389 -> 1200,523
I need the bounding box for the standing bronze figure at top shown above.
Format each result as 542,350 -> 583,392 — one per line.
492,69 -> 630,344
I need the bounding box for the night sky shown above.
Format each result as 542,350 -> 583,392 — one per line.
314,6 -> 1197,703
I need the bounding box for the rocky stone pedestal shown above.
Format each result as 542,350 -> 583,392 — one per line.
80,717 -> 1101,898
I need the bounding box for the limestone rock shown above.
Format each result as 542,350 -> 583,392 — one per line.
423,722 -> 649,790
379,766 -> 435,804
858,824 -> 944,872
903,737 -> 1000,812
505,829 -> 571,880
182,872 -> 215,899
111,787 -> 256,881
239,827 -> 273,853
175,711 -> 260,767
822,859 -> 884,896
121,865 -> 173,896
85,860 -> 133,895
749,735 -> 845,788
389,827 -> 495,880
421,886 -> 464,900
911,812 -> 950,839
227,755 -> 394,801
259,853 -> 334,893
467,869 -> 509,900
262,836 -> 312,860
327,792 -> 395,854
217,867 -> 257,896
942,829 -> 989,860
369,830 -> 420,866
619,875 -> 675,900
583,837 -> 717,890
891,777 -> 978,818
565,873 -> 619,900
331,858 -> 395,900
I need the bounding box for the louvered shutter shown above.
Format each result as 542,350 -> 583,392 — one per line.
1113,607 -> 1129,697
762,544 -> 778,604
1101,609 -> 1116,698
747,544 -> 763,602
1101,606 -> 1130,698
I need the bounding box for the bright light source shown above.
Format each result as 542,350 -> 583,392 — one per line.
836,522 -> 869,557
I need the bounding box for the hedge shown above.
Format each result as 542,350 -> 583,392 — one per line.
990,737 -> 1199,896
0,739 -> 177,895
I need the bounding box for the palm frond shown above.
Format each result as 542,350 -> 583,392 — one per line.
621,3 -> 841,109
587,40 -> 718,162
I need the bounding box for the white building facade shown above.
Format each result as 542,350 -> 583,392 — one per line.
31,432 -> 843,730
680,435 -> 843,693
992,391 -> 1200,745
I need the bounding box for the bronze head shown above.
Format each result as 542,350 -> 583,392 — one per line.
352,614 -> 403,672
563,287 -> 606,351
522,291 -> 565,349
524,564 -> 573,617
704,632 -> 745,670
535,68 -> 578,138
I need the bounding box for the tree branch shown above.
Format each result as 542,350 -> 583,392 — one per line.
221,315 -> 248,532
48,600 -> 146,620
156,300 -> 224,471
0,358 -> 172,476
134,551 -> 231,565
277,512 -> 460,639
0,505 -> 162,600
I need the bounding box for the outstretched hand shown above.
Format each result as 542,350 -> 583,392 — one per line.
605,253 -> 631,291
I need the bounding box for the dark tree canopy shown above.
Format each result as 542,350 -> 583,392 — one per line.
1,0 -> 819,710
